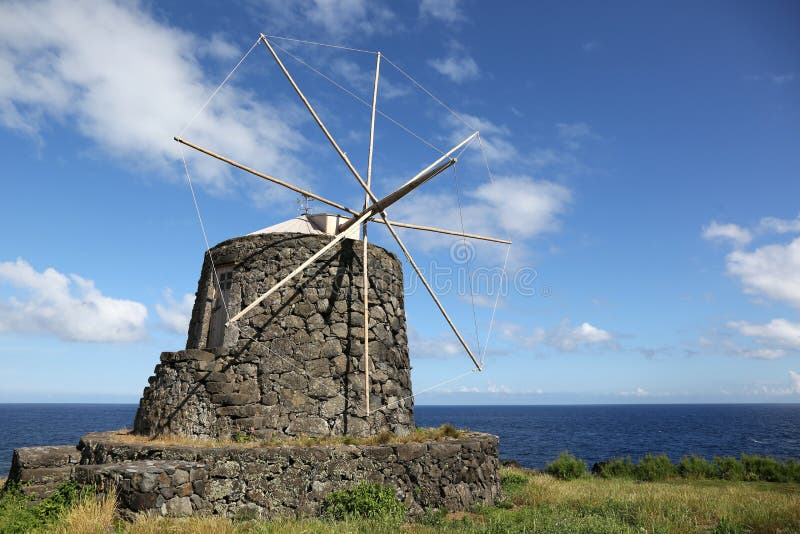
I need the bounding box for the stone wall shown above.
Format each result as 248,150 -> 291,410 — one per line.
133,233 -> 413,439
6,445 -> 81,499
74,431 -> 501,518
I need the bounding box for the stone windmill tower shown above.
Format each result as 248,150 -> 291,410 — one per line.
133,35 -> 509,441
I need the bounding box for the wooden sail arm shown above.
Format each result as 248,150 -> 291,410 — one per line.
371,218 -> 511,245
337,158 -> 455,235
261,34 -> 482,370
175,136 -> 510,245
174,136 -> 352,214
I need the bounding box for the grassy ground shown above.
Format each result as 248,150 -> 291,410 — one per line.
3,466 -> 799,533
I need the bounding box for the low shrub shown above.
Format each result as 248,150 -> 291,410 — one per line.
679,455 -> 717,479
634,454 -> 677,481
501,469 -> 530,489
741,454 -> 782,482
593,457 -> 636,479
545,451 -> 587,480
322,482 -> 406,521
714,456 -> 746,481
0,481 -> 91,533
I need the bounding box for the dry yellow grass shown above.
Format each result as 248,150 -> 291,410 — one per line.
127,514 -> 239,534
106,425 -> 463,449
51,488 -> 117,534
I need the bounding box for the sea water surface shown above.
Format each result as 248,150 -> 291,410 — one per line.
1,403 -> 799,478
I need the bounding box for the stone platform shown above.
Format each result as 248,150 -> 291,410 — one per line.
7,430 -> 501,519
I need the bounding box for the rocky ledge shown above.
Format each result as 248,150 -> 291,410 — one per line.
8,430 -> 501,519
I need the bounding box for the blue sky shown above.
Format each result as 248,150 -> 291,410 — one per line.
0,0 -> 798,404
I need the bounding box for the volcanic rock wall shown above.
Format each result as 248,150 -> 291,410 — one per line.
133,233 -> 413,439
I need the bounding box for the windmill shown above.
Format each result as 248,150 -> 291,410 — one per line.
174,34 -> 510,420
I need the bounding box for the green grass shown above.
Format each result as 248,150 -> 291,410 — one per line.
4,466 -> 799,533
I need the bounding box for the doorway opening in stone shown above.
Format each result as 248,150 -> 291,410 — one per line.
207,265 -> 233,349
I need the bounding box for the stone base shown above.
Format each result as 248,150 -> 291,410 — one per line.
7,430 -> 501,519
6,445 -> 82,499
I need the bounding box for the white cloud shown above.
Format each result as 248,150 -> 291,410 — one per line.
155,289 -> 195,335
428,55 -> 479,84
702,221 -> 752,247
726,237 -> 800,308
501,320 -> 613,353
392,175 -> 571,244
419,0 -> 465,24
428,42 -> 480,84
408,327 -> 463,359
758,215 -> 800,235
619,387 -> 649,397
741,348 -> 787,360
0,0 -> 310,194
487,381 -> 512,394
728,318 -> 800,348
256,0 -> 395,39
199,33 -> 241,61
0,258 -> 147,342
790,371 -> 800,394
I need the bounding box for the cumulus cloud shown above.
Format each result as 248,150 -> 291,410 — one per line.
155,289 -> 195,335
791,371 -> 800,394
419,0 -> 465,24
739,348 -> 787,360
758,215 -> 800,235
501,320 -> 613,353
428,42 -> 480,83
728,318 -> 800,348
428,55 -> 479,84
702,221 -> 752,247
392,175 -> 572,245
0,258 -> 147,342
726,237 -> 800,308
0,0 -> 310,194
408,327 -> 463,359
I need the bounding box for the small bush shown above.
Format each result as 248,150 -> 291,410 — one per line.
678,455 -> 717,479
545,451 -> 588,480
593,457 -> 636,479
501,469 -> 529,490
323,482 -> 406,521
439,423 -> 460,438
741,454 -> 789,482
0,480 -> 91,533
634,454 -> 677,481
714,456 -> 745,481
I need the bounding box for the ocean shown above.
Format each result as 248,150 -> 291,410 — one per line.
2,403 -> 799,478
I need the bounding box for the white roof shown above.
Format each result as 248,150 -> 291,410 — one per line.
248,213 -> 361,240
248,214 -> 326,236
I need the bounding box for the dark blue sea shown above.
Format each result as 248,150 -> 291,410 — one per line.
2,404 -> 799,478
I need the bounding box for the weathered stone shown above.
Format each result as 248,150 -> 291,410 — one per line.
72,432 -> 500,520
165,496 -> 193,517
133,232 -> 413,440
